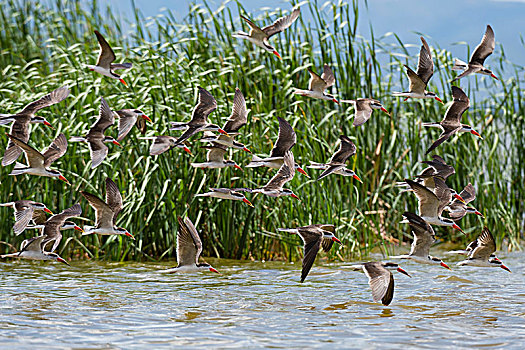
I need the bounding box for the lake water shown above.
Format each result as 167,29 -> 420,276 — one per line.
1,251 -> 524,349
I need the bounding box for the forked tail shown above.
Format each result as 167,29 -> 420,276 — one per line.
452,58 -> 467,71
9,162 -> 28,176
246,155 -> 264,168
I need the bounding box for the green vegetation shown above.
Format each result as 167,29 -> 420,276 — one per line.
0,0 -> 522,262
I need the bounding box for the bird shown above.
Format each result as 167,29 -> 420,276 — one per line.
199,88 -> 251,153
115,108 -> 152,142
190,145 -> 242,170
21,204 -> 83,253
445,183 -> 484,221
446,235 -> 497,258
240,151 -> 299,199
392,37 -> 443,104
141,136 -> 191,156
232,7 -> 300,59
423,86 -> 482,155
69,97 -> 121,169
403,178 -> 464,232
86,30 -> 132,86
161,216 -> 219,274
246,117 -> 309,177
396,155 -> 456,192
25,208 -> 84,235
391,212 -> 451,269
347,262 -> 411,306
340,98 -> 390,126
0,200 -> 53,235
456,227 -> 510,272
452,25 -> 498,82
293,64 -> 339,104
0,235 -> 69,265
169,87 -> 227,144
195,188 -> 254,207
1,85 -> 69,166
278,224 -> 341,282
80,177 -> 133,239
6,133 -> 69,184
307,135 -> 362,182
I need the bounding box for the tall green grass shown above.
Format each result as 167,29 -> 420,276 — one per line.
0,0 -> 522,262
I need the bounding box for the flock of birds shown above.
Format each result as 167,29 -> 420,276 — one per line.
0,7 -> 511,306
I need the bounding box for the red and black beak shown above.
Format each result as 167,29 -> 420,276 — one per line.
242,198 -> 254,207
397,267 -> 411,277
440,261 -> 451,270
44,208 -> 54,215
500,264 -> 511,273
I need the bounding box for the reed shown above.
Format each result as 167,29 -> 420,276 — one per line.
0,0 -> 522,262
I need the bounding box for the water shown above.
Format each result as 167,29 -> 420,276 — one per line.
1,252 -> 524,349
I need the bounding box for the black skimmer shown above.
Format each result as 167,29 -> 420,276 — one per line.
70,97 -> 121,168
246,117 -> 308,177
232,7 -> 300,59
0,235 -> 69,265
423,86 -> 482,155
80,177 -> 133,239
278,224 -> 341,282
190,145 -> 242,170
293,64 -> 339,104
86,30 -> 132,86
392,37 -> 443,104
456,227 -> 510,272
195,188 -> 253,207
446,234 -> 497,258
240,151 -> 299,199
396,155 -> 455,192
445,183 -> 484,221
392,212 -> 450,269
169,87 -> 227,144
403,178 -> 464,232
199,88 -> 251,153
348,262 -> 411,306
340,98 -> 390,126
452,25 -> 498,82
307,135 -> 361,182
161,216 -> 219,274
6,133 -> 69,184
1,85 -> 69,166
115,108 -> 152,142
23,204 -> 83,253
142,136 -> 191,156
0,200 -> 53,234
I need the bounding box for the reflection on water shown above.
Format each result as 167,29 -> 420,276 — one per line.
0,252 -> 524,348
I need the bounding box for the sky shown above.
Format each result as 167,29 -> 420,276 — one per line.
102,0 -> 525,64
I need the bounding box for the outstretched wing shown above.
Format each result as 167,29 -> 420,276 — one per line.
177,216 -> 203,266
94,30 -> 116,69
19,86 -> 70,115
416,37 -> 434,85
269,117 -> 296,157
262,8 -> 300,38
43,133 -> 68,167
105,177 -> 123,225
470,25 -> 495,66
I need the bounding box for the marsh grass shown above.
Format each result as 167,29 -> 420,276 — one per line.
0,0 -> 522,262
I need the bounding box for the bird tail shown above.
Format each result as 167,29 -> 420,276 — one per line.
69,136 -> 86,142
277,228 -> 299,234
194,193 -> 210,197
392,91 -> 409,97
190,163 -> 208,168
399,219 -> 409,224
421,122 -> 441,127
0,202 -> 14,207
246,155 -> 265,168
232,31 -> 249,39
444,250 -> 469,255
452,58 -> 467,71
9,162 -> 27,176
307,161 -> 327,169
0,253 -> 19,258
169,122 -> 188,131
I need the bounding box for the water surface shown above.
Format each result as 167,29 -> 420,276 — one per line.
1,252 -> 524,349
